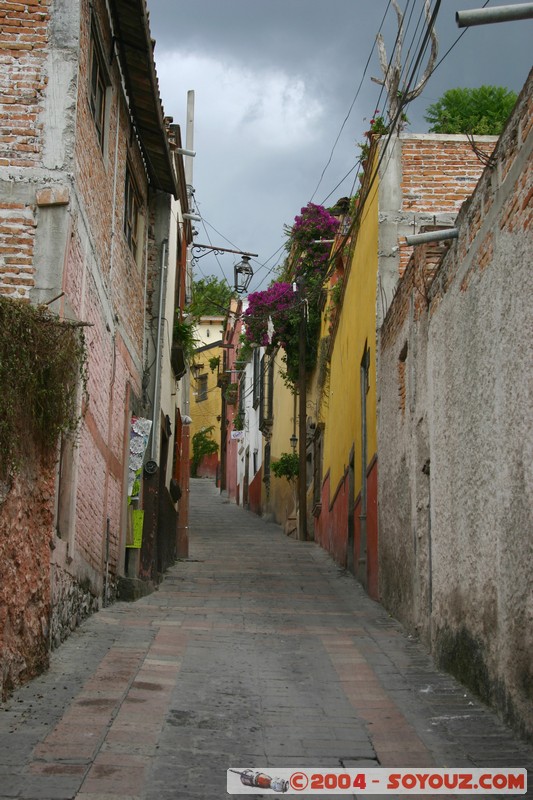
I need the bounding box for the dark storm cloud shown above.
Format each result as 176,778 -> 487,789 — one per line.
147,1 -> 532,290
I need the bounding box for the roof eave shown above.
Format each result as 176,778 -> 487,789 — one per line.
108,0 -> 178,198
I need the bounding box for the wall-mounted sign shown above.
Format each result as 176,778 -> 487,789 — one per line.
231,430 -> 244,440
128,417 -> 152,497
126,509 -> 144,549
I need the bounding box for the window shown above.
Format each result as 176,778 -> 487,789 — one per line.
197,373 -> 208,402
89,27 -> 109,152
259,354 -> 274,431
55,432 -> 77,546
124,163 -> 141,260
312,425 -> 324,508
252,347 -> 260,408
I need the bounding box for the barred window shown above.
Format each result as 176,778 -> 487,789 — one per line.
197,374 -> 208,402
124,163 -> 141,260
89,28 -> 109,152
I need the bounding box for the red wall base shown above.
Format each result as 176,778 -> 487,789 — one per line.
315,459 -> 378,600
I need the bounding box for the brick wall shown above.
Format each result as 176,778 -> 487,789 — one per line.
0,0 -> 164,695
0,0 -> 48,168
74,0 -> 148,350
0,0 -> 50,298
0,203 -> 36,298
398,135 -> 496,275
0,464 -> 55,700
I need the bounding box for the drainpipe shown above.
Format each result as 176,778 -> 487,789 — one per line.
359,397 -> 368,582
456,3 -> 533,27
103,517 -> 110,607
358,348 -> 370,588
151,239 -> 168,462
405,229 -> 458,246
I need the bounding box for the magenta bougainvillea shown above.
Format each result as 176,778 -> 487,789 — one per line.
243,202 -> 341,384
244,282 -> 297,348
291,203 -> 340,269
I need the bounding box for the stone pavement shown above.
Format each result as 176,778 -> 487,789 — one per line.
0,478 -> 531,800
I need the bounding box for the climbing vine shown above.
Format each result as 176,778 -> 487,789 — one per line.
243,203 -> 340,388
191,426 -> 219,477
271,452 -> 299,482
0,297 -> 88,476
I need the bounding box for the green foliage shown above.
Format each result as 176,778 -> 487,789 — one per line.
233,411 -> 245,431
271,452 -> 299,482
225,382 -> 238,405
235,334 -> 253,369
186,276 -> 234,318
244,203 -> 340,390
173,316 -> 198,363
208,355 -> 220,373
0,297 -> 88,476
330,277 -> 344,307
191,425 -> 219,477
424,86 -> 517,135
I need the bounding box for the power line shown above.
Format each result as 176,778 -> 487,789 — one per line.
317,0 -> 414,208
228,2 -> 403,297
309,1 -> 393,203
320,0 -> 443,285
428,0 -> 490,78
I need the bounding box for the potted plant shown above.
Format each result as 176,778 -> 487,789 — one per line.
271,452 -> 300,536
225,382 -> 238,405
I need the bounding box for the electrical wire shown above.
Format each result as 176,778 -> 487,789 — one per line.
309,0 -> 393,203
317,0 -> 412,208
318,0 -> 442,286
429,0 -> 490,79
255,0 -> 403,288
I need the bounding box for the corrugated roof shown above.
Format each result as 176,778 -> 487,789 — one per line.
108,0 -> 178,197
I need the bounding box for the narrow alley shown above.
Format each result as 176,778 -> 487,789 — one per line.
1,479 -> 531,800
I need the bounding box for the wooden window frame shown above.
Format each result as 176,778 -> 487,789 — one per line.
252,347 -> 260,409
88,22 -> 110,153
124,162 -> 142,261
196,373 -> 208,403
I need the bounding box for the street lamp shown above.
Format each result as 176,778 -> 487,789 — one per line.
290,433 -> 298,452
234,255 -> 254,294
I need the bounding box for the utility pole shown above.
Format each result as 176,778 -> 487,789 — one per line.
297,279 -> 307,542
177,89 -> 195,559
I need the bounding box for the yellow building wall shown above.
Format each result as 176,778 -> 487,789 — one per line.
190,344 -> 223,449
321,172 -> 380,498
268,350 -> 299,525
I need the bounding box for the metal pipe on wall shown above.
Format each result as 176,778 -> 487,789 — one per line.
456,3 -> 533,27
151,239 -> 168,462
405,229 -> 458,246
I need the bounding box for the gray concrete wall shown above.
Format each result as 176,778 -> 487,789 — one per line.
378,69 -> 533,739
378,293 -> 432,643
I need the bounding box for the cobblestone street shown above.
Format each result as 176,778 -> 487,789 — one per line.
1,478 -> 531,799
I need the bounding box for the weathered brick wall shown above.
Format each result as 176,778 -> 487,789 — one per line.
377,134 -> 495,329
74,0 -> 147,350
0,0 -> 48,167
0,203 -> 36,298
0,0 -> 153,694
0,0 -> 49,298
0,464 -> 54,700
398,135 -> 497,275
62,0 -> 148,599
378,68 -> 533,738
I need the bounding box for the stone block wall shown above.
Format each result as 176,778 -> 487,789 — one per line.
0,465 -> 54,700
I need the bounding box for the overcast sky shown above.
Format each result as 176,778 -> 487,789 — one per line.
147,1 -> 532,293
